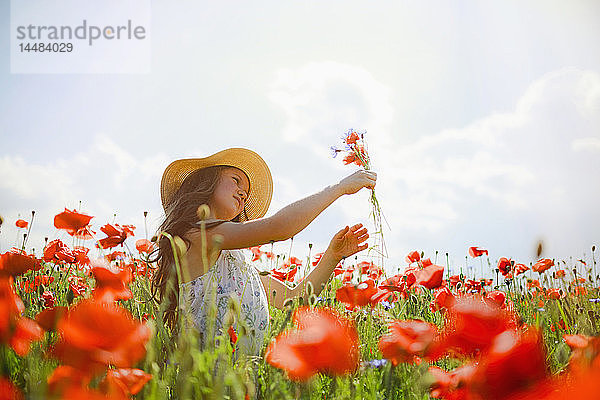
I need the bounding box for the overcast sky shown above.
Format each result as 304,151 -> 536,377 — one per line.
1,1 -> 599,278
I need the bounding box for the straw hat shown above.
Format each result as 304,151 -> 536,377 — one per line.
160,148 -> 273,222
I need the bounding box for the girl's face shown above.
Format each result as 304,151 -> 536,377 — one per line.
208,167 -> 250,220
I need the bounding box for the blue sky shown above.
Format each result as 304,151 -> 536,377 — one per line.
1,1 -> 599,277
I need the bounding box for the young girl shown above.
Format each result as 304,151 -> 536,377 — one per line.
152,148 -> 376,356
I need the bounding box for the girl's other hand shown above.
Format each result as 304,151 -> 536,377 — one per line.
327,223 -> 369,261
337,170 -> 377,195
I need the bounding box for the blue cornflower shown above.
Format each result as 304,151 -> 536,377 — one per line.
363,359 -> 388,369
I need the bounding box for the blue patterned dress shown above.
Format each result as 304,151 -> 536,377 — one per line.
179,249 -> 270,357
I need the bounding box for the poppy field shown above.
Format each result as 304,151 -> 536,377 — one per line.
1,208 -> 600,400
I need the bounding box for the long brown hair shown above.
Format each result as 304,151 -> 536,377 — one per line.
150,165 -> 247,331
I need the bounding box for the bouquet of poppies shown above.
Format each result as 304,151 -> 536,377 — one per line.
332,129 -> 388,262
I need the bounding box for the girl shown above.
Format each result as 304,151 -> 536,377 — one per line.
152,148 -> 376,356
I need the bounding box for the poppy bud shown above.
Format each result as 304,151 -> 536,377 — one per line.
143,211 -> 148,217
306,281 -> 314,297
66,288 -> 74,305
298,296 -> 304,305
0,215 -> 3,226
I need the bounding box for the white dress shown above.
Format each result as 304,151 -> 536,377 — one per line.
179,249 -> 270,357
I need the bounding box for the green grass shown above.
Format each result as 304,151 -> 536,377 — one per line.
4,255 -> 600,399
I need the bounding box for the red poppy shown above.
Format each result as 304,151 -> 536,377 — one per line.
0,250 -> 42,277
440,298 -> 513,356
68,276 -> 89,297
336,280 -> 390,309
421,258 -> 433,267
405,250 -> 421,264
15,219 -> 28,229
342,153 -> 364,167
91,265 -> 133,303
0,377 -> 24,400
271,266 -> 297,283
0,277 -> 44,356
284,256 -> 302,267
563,334 -> 591,350
497,257 -> 512,277
333,264 -> 344,277
35,306 -> 68,332
468,247 -> 488,257
105,251 -> 127,262
344,131 -> 360,145
134,239 -> 154,254
470,328 -> 548,400
485,290 -> 506,308
249,246 -> 263,261
532,258 -> 554,273
99,368 -> 152,397
265,307 -> 359,381
430,286 -> 456,312
379,319 -> 439,365
228,325 -> 238,345
98,224 -> 135,249
514,263 -> 529,275
72,246 -> 91,266
527,279 -> 541,290
546,288 -> 563,300
357,261 -> 374,275
10,318 -> 45,356
380,273 -> 415,294
46,365 -> 91,397
367,264 -> 384,280
312,252 -> 324,267
427,364 -> 477,399
43,239 -> 76,264
54,208 -> 94,239
41,291 -> 56,308
448,275 -> 461,287
413,264 -> 445,290
555,269 -> 566,278
52,299 -> 151,373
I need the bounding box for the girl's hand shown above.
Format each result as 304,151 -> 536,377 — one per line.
337,170 -> 377,195
327,223 -> 369,261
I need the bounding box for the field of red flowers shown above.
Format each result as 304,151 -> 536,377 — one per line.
1,207 -> 599,400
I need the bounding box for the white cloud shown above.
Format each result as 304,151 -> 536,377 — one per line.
572,137 -> 600,152
0,135 -> 169,254
269,64 -> 600,269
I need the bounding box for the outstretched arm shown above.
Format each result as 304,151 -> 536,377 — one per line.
260,223 -> 369,309
194,170 -> 376,251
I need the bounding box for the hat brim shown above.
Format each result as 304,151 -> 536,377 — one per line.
161,148 -> 273,222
